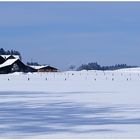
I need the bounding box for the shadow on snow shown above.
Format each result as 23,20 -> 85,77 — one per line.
0,92 -> 139,137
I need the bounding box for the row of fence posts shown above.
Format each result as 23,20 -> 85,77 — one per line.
5,72 -> 140,81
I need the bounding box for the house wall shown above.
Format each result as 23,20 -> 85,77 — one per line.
0,66 -> 11,74
12,60 -> 37,73
38,68 -> 58,72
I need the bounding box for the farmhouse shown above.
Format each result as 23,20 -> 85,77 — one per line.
0,54 -> 58,74
0,58 -> 37,74
31,65 -> 58,72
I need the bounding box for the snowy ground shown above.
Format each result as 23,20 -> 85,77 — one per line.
0,69 -> 140,138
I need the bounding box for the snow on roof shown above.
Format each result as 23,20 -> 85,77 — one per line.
0,58 -> 18,68
0,55 -> 5,58
30,65 -> 49,70
0,55 -> 20,59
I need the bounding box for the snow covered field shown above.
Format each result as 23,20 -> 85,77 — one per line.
0,69 -> 140,138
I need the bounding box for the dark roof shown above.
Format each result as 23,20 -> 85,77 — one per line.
0,56 -> 6,64
6,55 -> 16,60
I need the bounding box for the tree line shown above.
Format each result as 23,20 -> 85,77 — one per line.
27,62 -> 41,66
77,62 -> 137,71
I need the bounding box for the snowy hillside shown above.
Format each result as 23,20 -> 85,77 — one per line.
0,68 -> 140,138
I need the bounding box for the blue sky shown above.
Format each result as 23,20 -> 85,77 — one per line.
0,2 -> 140,70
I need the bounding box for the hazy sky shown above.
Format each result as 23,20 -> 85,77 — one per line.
0,2 -> 140,70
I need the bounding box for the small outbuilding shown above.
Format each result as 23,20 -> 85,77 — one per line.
38,66 -> 58,72
31,65 -> 58,72
0,58 -> 37,74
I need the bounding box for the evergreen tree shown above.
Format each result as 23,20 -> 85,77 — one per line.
0,48 -> 5,55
